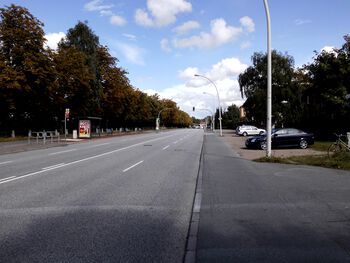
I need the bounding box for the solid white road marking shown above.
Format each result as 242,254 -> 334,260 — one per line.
162,145 -> 170,150
0,161 -> 13,165
122,160 -> 144,173
48,149 -> 77,156
0,176 -> 16,182
42,163 -> 66,170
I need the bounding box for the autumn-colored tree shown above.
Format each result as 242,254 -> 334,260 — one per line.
53,46 -> 93,118
0,4 -> 56,132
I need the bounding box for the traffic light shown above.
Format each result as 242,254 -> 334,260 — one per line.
193,106 -> 195,111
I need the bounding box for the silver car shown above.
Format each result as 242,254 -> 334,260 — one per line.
236,125 -> 266,136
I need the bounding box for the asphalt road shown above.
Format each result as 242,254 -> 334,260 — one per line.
0,129 -> 203,262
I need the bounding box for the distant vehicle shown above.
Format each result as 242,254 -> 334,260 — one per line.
245,128 -> 314,150
236,125 -> 266,136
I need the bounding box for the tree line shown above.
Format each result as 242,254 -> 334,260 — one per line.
238,36 -> 350,138
0,5 -> 192,135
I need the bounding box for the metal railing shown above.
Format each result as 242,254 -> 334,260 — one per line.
28,130 -> 60,144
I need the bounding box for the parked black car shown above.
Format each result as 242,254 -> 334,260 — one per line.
245,128 -> 314,150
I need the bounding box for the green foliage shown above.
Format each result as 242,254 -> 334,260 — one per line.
238,39 -> 350,137
222,104 -> 240,129
303,36 -> 350,135
239,51 -> 303,127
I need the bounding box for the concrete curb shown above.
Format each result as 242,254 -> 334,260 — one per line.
183,133 -> 205,263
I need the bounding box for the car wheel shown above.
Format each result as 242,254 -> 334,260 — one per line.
259,131 -> 264,135
260,141 -> 267,150
299,139 -> 308,149
243,132 -> 248,136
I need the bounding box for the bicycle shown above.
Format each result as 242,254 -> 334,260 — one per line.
327,133 -> 350,158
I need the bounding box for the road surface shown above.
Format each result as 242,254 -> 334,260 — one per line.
0,129 -> 203,262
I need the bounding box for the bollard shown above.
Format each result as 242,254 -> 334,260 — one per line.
11,130 -> 15,138
347,132 -> 350,148
73,130 -> 77,139
28,130 -> 31,144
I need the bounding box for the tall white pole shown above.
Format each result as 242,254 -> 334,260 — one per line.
263,0 -> 272,157
195,74 -> 223,136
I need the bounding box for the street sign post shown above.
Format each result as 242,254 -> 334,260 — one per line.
64,108 -> 70,140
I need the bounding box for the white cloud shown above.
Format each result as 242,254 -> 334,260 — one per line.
240,41 -> 251,49
134,9 -> 154,27
84,0 -> 114,12
173,20 -> 200,35
178,67 -> 199,80
160,38 -> 172,52
142,57 -> 247,117
135,0 -> 192,27
294,18 -> 311,26
173,18 -> 242,49
116,42 -> 145,65
321,46 -> 336,53
207,58 -> 248,80
45,32 -> 66,50
110,15 -> 127,26
240,16 -> 255,33
99,10 -> 113,16
172,16 -> 255,50
85,0 -> 126,26
123,33 -> 137,41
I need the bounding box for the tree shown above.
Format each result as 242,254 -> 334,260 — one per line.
53,46 -> 94,119
238,51 -> 303,128
303,35 -> 350,135
59,21 -> 103,116
0,5 -> 56,132
222,104 -> 240,129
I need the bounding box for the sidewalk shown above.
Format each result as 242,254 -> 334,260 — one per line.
0,139 -> 71,155
195,132 -> 350,262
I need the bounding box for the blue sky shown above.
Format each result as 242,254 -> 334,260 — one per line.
2,0 -> 350,118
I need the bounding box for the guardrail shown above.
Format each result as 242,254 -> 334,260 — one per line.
28,130 -> 60,144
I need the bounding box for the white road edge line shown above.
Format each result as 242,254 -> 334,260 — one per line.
0,176 -> 16,182
0,161 -> 13,165
48,149 -> 77,156
0,133 -> 174,185
123,160 -> 144,173
162,145 -> 170,150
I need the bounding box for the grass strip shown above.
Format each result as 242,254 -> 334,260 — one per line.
255,152 -> 350,171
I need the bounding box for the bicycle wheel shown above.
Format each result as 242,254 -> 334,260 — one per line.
328,143 -> 342,157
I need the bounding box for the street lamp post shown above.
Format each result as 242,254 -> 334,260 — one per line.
263,0 -> 272,157
156,107 -> 171,131
194,74 -> 223,137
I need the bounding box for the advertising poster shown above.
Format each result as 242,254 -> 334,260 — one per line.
79,120 -> 91,138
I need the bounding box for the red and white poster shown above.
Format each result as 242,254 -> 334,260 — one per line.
79,120 -> 91,138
